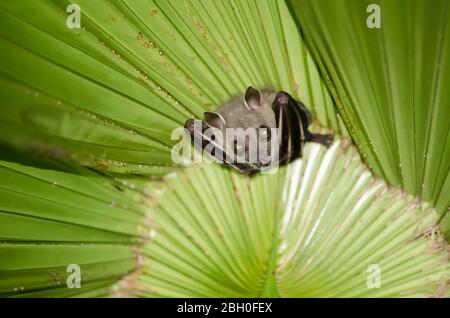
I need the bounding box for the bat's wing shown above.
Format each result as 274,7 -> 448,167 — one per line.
271,92 -> 306,164
297,101 -> 312,127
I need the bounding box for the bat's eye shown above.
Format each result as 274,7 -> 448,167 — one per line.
259,125 -> 271,140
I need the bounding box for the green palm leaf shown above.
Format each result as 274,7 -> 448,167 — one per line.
288,0 -> 450,235
0,0 -> 448,298
0,0 -> 338,174
117,142 -> 449,297
0,149 -> 147,296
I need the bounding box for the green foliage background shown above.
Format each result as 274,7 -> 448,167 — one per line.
0,0 -> 448,297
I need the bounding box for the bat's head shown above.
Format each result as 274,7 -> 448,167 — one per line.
184,86 -> 326,175
184,87 -> 281,174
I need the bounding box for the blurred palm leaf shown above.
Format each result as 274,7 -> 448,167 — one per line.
288,0 -> 450,235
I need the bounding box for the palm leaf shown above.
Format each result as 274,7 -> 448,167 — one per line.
0,0 -> 338,174
115,142 -> 449,297
288,0 -> 450,235
0,0 -> 448,298
0,148 -> 150,296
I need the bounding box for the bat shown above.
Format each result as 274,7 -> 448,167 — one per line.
184,87 -> 333,175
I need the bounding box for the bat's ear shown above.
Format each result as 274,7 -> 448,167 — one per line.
275,91 -> 290,105
204,112 -> 225,129
243,86 -> 262,111
271,91 -> 290,127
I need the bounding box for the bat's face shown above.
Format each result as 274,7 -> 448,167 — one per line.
185,87 -> 333,175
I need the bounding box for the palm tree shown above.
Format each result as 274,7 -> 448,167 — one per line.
0,0 -> 448,297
